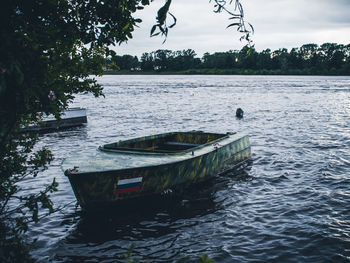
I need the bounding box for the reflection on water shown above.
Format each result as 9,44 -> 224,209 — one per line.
26,75 -> 350,263
53,170 -> 251,263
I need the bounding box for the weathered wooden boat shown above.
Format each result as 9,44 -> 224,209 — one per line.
62,131 -> 251,210
20,107 -> 87,132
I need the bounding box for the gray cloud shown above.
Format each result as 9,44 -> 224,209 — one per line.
113,0 -> 350,58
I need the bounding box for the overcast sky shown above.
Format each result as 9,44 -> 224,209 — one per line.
112,0 -> 350,58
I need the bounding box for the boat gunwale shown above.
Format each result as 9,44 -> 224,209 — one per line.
98,131 -> 234,156
65,144 -> 251,177
64,132 -> 251,176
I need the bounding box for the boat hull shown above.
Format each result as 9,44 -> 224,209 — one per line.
20,108 -> 87,133
65,133 -> 251,210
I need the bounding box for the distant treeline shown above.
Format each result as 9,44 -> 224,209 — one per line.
106,43 -> 350,75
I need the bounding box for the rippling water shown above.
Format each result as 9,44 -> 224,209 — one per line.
27,75 -> 350,262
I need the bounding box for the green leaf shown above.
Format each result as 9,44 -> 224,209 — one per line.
226,22 -> 241,28
150,24 -> 158,36
176,257 -> 191,263
157,0 -> 172,24
248,22 -> 254,33
168,12 -> 177,28
197,254 -> 215,263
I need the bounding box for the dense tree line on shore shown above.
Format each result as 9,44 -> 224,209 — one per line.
107,43 -> 350,75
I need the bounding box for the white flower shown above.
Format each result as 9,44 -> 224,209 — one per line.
48,90 -> 56,101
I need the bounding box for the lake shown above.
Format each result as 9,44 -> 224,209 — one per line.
28,75 -> 350,262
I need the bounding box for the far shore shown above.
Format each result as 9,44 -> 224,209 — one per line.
103,69 -> 350,76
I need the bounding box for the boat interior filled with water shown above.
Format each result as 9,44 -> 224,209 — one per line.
100,131 -> 229,154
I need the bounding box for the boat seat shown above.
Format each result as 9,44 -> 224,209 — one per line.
103,146 -> 175,153
163,141 -> 201,147
102,141 -> 201,153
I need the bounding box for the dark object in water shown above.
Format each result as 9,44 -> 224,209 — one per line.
62,131 -> 251,210
236,108 -> 244,119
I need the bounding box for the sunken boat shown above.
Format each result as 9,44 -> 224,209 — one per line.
62,131 -> 251,210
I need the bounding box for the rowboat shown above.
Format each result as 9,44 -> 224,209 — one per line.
62,131 -> 251,210
20,107 -> 87,132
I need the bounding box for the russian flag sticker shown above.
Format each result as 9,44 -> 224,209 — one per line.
115,177 -> 143,194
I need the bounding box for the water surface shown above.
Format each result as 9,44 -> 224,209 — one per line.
28,75 -> 350,262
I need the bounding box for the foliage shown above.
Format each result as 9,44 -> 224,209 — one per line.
150,0 -> 253,44
124,243 -> 141,263
175,254 -> 215,263
0,221 -> 35,263
106,43 -> 350,75
150,0 -> 177,41
0,0 -> 250,262
110,54 -> 140,71
211,0 -> 254,45
197,254 -> 215,263
1,0 -> 150,262
107,49 -> 201,72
